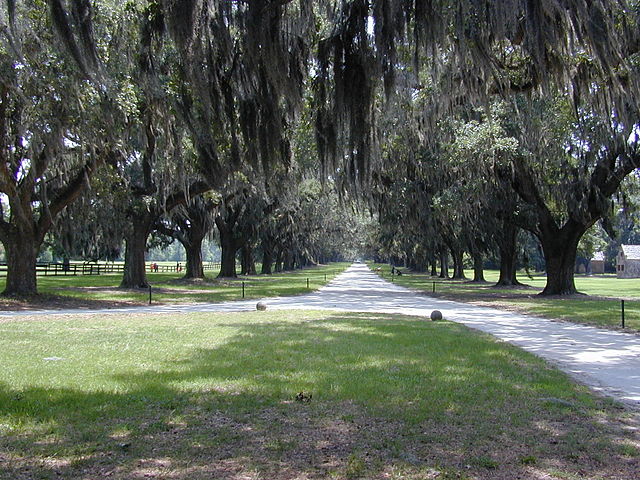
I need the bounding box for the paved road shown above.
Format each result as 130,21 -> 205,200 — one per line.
4,263 -> 640,407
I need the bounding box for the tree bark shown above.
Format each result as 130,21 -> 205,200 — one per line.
471,252 -> 486,282
183,237 -> 205,279
120,212 -> 154,288
438,249 -> 449,279
274,249 -> 283,272
283,249 -> 295,271
450,247 -> 466,280
240,245 -> 257,275
218,228 -> 239,278
3,231 -> 38,295
261,248 -> 273,274
495,221 -> 522,287
539,223 -> 586,295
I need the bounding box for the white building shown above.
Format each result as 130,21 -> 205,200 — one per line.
616,245 -> 640,278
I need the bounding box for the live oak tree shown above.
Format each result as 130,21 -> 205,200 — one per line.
504,97 -> 640,295
155,193 -> 219,280
114,95 -> 209,289
213,171 -> 267,278
316,0 -> 639,175
141,1 -> 317,282
5,0 -> 639,297
446,109 -> 525,287
0,0 -> 126,295
49,165 -> 129,264
154,0 -> 315,188
318,1 -> 639,295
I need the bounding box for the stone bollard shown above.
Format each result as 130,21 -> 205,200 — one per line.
256,301 -> 267,311
430,310 -> 443,321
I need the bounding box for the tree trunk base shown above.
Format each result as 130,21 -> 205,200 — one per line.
3,234 -> 39,296
539,286 -> 584,296
492,279 -> 525,288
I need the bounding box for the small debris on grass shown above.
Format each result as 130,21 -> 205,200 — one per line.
43,357 -> 64,361
295,391 -> 312,403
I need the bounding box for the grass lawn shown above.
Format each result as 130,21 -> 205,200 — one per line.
371,264 -> 640,332
0,263 -> 350,310
1,310 -> 638,479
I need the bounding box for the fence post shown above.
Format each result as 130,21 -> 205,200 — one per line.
433,281 -> 436,293
242,281 -> 245,299
307,277 -> 310,289
621,299 -> 625,328
149,285 -> 152,305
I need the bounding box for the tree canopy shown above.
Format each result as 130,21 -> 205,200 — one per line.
1,0 -> 639,296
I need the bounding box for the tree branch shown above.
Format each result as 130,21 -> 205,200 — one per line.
35,151 -> 104,244
163,180 -> 211,213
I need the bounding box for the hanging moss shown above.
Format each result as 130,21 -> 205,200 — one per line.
313,0 -> 639,193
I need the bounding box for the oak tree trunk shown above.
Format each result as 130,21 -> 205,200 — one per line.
183,238 -> 205,280
240,245 -> 257,275
3,231 -> 39,296
283,250 -> 295,271
450,247 -> 466,280
261,248 -> 273,274
439,250 -> 449,279
218,229 -> 238,278
274,249 -> 283,272
120,213 -> 154,288
430,258 -> 437,277
539,226 -> 585,295
471,252 -> 486,282
495,221 -> 522,287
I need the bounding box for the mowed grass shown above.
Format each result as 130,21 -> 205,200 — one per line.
1,311 -> 638,479
0,263 -> 350,308
372,264 -> 640,332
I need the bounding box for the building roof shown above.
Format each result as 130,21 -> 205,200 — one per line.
591,251 -> 605,261
621,245 -> 640,260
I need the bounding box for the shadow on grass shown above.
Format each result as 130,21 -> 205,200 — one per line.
381,268 -> 640,332
0,264 -> 350,311
1,313 -> 637,479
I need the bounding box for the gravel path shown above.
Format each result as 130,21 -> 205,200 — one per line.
3,263 -> 640,407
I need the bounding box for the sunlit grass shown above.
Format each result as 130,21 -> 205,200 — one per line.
0,263 -> 350,306
371,263 -> 640,331
0,310 -> 635,479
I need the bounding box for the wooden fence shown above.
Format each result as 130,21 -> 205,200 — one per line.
0,262 -> 220,277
